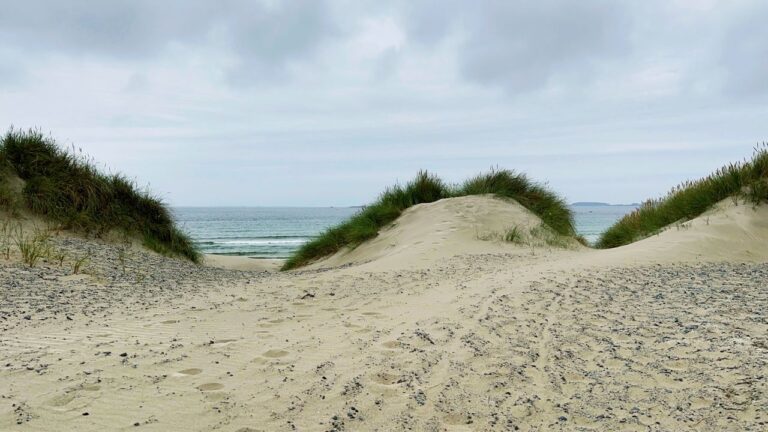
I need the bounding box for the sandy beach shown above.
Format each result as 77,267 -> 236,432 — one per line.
5,1 -> 768,429
1,196 -> 767,431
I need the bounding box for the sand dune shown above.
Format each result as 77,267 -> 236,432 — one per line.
308,195 -> 584,271
1,197 -> 767,431
616,198 -> 768,262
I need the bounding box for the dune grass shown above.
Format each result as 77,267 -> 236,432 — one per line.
282,169 -> 577,270
596,145 -> 768,249
0,128 -> 200,262
457,170 -> 576,238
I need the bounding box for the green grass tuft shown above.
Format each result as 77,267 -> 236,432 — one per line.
456,169 -> 576,237
0,128 -> 200,262
596,144 -> 768,249
282,168 -> 575,270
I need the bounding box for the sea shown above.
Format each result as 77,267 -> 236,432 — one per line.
173,204 -> 638,258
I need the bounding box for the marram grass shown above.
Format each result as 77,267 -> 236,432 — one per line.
0,128 -> 200,262
282,169 -> 578,270
596,144 -> 768,249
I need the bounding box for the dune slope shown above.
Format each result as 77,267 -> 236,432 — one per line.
602,199 -> 768,263
306,195 -> 582,271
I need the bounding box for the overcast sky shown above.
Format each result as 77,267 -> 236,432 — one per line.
1,0 -> 766,206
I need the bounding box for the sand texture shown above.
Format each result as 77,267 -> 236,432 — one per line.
1,196 -> 767,431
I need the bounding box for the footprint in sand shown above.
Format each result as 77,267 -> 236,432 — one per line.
268,319 -> 284,324
178,368 -> 202,376
81,384 -> 100,391
443,413 -> 471,425
47,393 -> 76,407
381,341 -> 401,349
263,349 -> 289,358
372,372 -> 400,385
197,383 -> 224,391
362,312 -> 381,317
161,320 -> 179,324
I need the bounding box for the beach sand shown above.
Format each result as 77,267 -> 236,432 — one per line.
1,196 -> 766,431
203,255 -> 282,273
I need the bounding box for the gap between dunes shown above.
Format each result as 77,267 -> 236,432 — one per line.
275,194 -> 768,272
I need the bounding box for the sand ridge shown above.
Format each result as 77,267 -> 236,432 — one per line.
307,195 -> 584,271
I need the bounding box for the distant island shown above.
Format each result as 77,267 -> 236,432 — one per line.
571,202 -> 640,207
571,201 -> 610,206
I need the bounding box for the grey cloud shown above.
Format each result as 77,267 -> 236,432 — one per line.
720,3 -> 768,98
373,47 -> 401,81
0,1 -> 213,58
403,0 -> 631,94
223,0 -> 338,83
0,0 -> 337,83
401,0 -> 457,45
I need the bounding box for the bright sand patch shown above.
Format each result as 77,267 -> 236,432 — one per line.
203,254 -> 282,272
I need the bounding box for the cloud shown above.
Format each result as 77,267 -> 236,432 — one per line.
0,1 -> 208,58
1,1 -> 767,206
719,3 -> 768,98
0,0 -> 338,84
401,0 -> 631,94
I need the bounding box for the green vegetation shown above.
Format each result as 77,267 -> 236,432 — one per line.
457,170 -> 575,237
0,129 -> 200,262
597,145 -> 768,249
282,169 -> 577,270
15,230 -> 50,267
503,226 -> 523,243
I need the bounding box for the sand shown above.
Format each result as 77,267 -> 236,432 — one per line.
203,255 -> 282,273
1,196 -> 767,431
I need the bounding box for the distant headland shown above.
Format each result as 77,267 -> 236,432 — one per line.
571,201 -> 640,207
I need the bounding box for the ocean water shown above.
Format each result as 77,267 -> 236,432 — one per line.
173,205 -> 637,258
173,207 -> 359,258
571,205 -> 638,244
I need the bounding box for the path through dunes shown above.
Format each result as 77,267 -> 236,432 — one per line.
2,252 -> 767,430
1,198 -> 768,431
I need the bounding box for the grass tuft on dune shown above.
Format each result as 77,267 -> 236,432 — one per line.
0,128 -> 200,262
282,169 -> 577,270
597,144 -> 768,249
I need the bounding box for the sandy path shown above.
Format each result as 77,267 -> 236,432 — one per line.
2,197 -> 767,430
2,247 -> 766,431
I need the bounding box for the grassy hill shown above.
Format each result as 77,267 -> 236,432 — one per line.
597,145 -> 768,249
282,169 -> 580,270
0,129 -> 200,262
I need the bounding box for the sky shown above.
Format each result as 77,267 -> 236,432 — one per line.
1,0 -> 766,206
